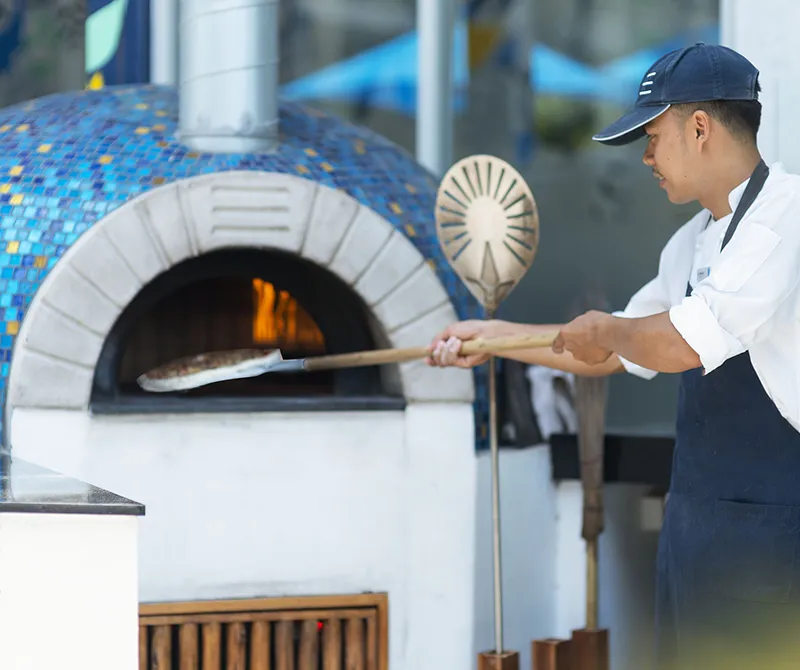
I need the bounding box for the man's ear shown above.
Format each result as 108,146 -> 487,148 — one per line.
693,111 -> 711,145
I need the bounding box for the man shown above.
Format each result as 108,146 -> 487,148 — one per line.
428,43 -> 800,669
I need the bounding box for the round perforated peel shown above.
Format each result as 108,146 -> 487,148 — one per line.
434,154 -> 542,658
435,155 -> 539,313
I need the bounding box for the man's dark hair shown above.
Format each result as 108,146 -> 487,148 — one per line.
675,81 -> 762,144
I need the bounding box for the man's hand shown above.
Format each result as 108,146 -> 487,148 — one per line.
552,310 -> 614,366
426,319 -> 503,368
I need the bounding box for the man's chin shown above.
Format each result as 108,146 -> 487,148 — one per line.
664,188 -> 692,205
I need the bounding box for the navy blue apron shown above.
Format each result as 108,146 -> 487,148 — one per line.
655,161 -> 800,670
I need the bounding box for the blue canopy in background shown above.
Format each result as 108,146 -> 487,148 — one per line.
281,22 -> 720,114
281,21 -> 471,116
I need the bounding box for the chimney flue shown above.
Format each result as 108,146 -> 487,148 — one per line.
179,0 -> 279,153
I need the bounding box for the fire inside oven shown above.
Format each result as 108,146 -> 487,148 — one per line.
90,248 -> 392,407
118,276 -> 328,397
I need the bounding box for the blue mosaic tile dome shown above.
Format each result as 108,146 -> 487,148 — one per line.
0,84 -> 490,445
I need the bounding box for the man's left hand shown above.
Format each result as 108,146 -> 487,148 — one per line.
552,310 -> 613,366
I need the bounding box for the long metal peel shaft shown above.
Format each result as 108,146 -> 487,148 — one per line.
488,353 -> 504,653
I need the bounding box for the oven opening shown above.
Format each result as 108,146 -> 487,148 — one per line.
90,248 -> 406,413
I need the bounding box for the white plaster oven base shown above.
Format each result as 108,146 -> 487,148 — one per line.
11,404 -> 477,670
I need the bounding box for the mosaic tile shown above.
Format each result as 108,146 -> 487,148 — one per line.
0,84 -> 491,449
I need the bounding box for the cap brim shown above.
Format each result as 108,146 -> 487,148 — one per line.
592,104 -> 671,146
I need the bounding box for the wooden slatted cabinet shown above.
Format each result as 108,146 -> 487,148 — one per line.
139,593 -> 388,670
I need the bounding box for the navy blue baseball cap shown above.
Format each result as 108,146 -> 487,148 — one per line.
593,43 -> 761,146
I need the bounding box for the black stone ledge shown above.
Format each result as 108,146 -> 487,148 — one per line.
548,433 -> 675,490
0,452 -> 145,516
91,395 -> 407,414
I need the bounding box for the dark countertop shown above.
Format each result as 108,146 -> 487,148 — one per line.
548,432 -> 675,490
0,451 -> 145,516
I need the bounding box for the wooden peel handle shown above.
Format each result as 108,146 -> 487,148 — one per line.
303,332 -> 558,372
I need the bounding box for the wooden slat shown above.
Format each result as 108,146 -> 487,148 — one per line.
227,622 -> 247,670
202,623 -> 222,670
298,620 -> 319,670
345,618 -> 364,670
375,599 -> 389,670
141,594 -> 388,617
365,613 -> 377,670
152,625 -> 172,670
179,624 -> 199,670
142,608 -> 372,628
275,620 -> 295,670
250,620 -> 271,670
140,626 -> 149,670
323,619 -> 342,670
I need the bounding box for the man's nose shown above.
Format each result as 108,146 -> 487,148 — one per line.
642,148 -> 654,167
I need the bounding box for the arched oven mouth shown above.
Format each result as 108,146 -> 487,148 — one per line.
90,248 -> 406,414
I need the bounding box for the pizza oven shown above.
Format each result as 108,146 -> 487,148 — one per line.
0,2 -> 486,670
91,246 -> 401,412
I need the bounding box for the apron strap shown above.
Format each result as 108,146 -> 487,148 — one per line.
686,159 -> 770,297
721,159 -> 770,251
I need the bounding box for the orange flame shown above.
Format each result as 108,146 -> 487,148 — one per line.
252,279 -> 325,350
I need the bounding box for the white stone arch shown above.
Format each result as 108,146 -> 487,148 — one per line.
5,171 -> 474,423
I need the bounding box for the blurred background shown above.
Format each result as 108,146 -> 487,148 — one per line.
0,0 -> 720,437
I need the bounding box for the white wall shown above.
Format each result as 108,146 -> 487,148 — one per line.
722,0 -> 800,173
472,449 -> 660,670
0,512 -> 139,670
10,404 -> 477,670
472,446 -> 557,670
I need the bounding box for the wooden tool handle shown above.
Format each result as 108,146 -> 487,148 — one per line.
303,332 -> 558,372
574,375 -> 609,631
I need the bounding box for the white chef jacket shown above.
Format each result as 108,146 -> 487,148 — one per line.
614,162 -> 800,432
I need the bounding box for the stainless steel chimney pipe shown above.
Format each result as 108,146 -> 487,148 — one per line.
179,0 -> 280,153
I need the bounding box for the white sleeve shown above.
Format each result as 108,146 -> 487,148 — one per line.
613,277 -> 665,380
669,190 -> 800,374
613,217 -> 698,380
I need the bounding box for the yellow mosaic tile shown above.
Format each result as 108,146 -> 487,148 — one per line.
296,165 -> 310,175
16,124 -> 29,132
135,127 -> 150,135
37,144 -> 52,153
9,166 -> 22,176
390,202 -> 403,214
6,241 -> 18,253
34,256 -> 47,269
405,183 -> 417,194
304,148 -> 318,157
320,162 -> 334,172
405,223 -> 416,237
10,194 -> 23,205
0,184 -> 11,194
6,321 -> 18,335
98,155 -> 113,164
